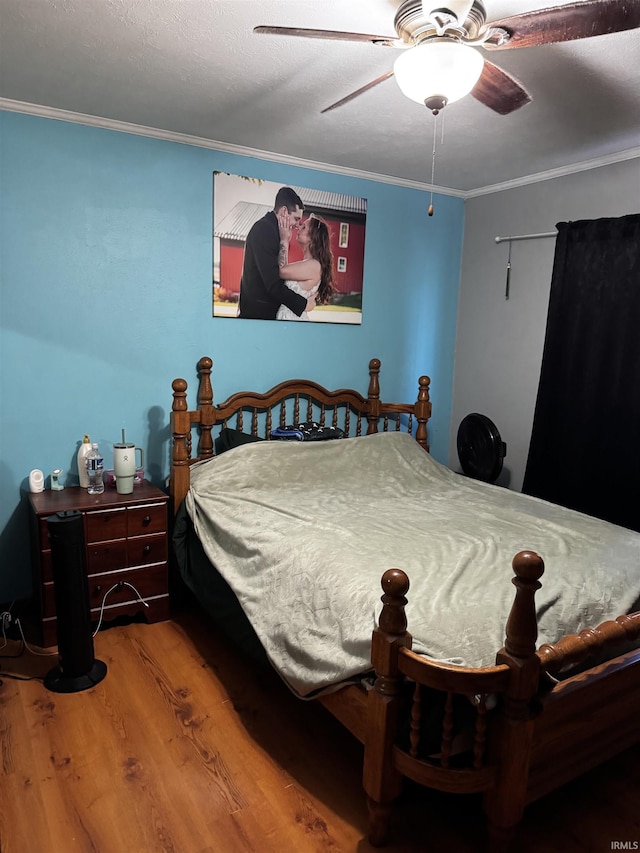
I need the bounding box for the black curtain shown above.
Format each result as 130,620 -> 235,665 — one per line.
522,213 -> 640,531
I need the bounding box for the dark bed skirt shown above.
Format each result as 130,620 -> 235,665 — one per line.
172,500 -> 269,666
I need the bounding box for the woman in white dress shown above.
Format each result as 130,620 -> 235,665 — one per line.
276,213 -> 336,321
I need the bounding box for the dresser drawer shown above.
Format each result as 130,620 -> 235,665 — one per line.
127,532 -> 167,567
86,539 -> 128,573
43,564 -> 169,619
127,503 -> 167,537
88,564 -> 168,609
85,508 -> 127,543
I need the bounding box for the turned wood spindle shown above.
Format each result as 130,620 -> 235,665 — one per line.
505,550 -> 545,659
196,356 -> 214,459
415,375 -> 431,452
367,357 -> 381,434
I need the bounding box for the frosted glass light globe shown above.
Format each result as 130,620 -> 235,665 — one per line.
394,41 -> 484,107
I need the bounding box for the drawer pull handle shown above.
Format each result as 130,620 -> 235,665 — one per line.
95,585 -> 102,594
143,516 -> 151,525
143,545 -> 151,554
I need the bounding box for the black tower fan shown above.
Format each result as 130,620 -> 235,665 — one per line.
44,510 -> 107,693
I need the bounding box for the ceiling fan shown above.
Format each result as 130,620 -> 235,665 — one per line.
254,0 -> 640,115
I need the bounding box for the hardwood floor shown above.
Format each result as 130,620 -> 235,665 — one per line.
1,609 -> 639,853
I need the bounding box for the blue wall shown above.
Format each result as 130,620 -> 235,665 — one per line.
0,110 -> 464,601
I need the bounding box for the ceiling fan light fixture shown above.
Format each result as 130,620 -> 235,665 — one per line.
393,40 -> 484,108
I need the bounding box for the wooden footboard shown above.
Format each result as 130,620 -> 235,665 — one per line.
170,356 -> 431,512
362,551 -> 640,851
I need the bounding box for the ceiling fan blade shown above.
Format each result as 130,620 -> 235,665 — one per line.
471,61 -> 531,115
320,70 -> 396,113
485,0 -> 640,50
253,26 -> 402,48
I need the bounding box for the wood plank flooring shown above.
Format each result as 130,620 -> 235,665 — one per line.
1,609 -> 639,853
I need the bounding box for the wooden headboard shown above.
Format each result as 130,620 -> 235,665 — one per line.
170,356 -> 431,512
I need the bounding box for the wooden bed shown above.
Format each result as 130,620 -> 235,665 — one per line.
170,356 -> 640,852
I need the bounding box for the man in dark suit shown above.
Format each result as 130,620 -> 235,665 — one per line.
238,187 -> 316,320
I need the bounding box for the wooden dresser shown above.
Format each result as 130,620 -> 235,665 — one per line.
28,482 -> 170,647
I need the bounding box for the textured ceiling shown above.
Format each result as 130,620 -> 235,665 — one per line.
1,0 -> 639,193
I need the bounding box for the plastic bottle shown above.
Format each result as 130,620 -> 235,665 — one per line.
77,434 -> 92,488
86,443 -> 105,495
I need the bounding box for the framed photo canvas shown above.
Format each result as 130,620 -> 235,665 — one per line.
213,172 -> 366,324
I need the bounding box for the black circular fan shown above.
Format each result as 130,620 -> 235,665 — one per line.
457,413 -> 506,484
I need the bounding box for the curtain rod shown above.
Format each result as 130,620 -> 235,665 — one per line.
494,231 -> 556,244
495,230 -> 557,301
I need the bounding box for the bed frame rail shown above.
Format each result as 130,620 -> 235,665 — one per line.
537,611 -> 640,676
170,356 -> 431,512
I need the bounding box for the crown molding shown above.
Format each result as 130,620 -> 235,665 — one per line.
2,98 -> 637,200
465,146 -> 640,198
0,98 -> 465,199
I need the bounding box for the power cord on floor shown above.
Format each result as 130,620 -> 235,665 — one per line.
1,606 -> 15,644
1,606 -> 49,684
1,607 -> 24,657
13,617 -> 57,656
0,672 -> 44,683
1,607 -> 57,674
0,582 -> 150,686
0,640 -> 25,658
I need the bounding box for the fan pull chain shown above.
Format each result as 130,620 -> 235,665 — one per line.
428,113 -> 445,217
428,115 -> 437,216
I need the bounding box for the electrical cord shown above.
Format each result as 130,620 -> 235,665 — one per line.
0,672 -> 44,682
1,608 -> 56,659
0,582 -> 150,679
1,607 -> 24,657
93,581 -> 149,637
0,604 -> 47,683
1,606 -> 15,649
12,618 -> 58,657
0,640 -> 25,658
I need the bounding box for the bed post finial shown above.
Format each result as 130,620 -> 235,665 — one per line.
172,377 -> 188,412
367,358 -> 381,435
505,550 -> 544,659
378,568 -> 410,636
170,377 -> 190,513
197,357 -> 213,406
415,374 -> 431,452
197,357 -> 214,459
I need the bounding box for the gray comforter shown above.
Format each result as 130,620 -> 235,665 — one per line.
185,432 -> 640,697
